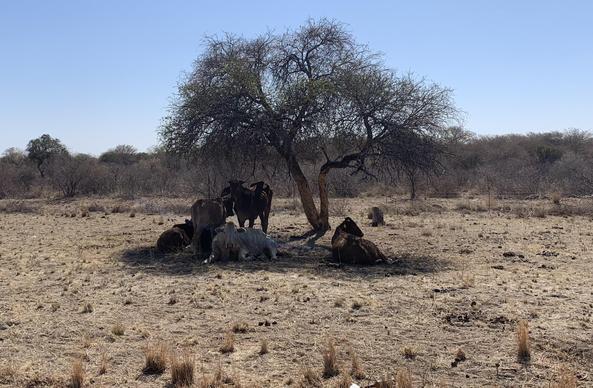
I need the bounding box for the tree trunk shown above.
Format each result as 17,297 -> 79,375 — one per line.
408,171 -> 417,200
285,154 -> 323,230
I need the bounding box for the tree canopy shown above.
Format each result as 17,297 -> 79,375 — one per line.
161,18 -> 458,231
26,134 -> 68,177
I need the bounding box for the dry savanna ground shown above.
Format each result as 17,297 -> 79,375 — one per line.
1,195 -> 592,387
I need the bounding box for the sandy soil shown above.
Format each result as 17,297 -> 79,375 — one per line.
0,196 -> 592,387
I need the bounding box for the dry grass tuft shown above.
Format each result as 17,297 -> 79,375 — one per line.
299,368 -> 322,388
0,364 -> 16,385
420,229 -> 432,237
70,359 -> 85,388
81,303 -> 93,314
81,335 -> 92,349
455,348 -> 466,362
98,352 -> 108,375
143,343 -> 168,375
170,352 -> 194,387
351,300 -> 364,310
220,332 -> 235,354
550,367 -> 577,388
401,346 -> 417,360
111,323 -> 125,336
232,322 -> 249,333
517,319 -> 531,363
459,271 -> 475,289
350,351 -> 365,379
334,373 -> 352,388
259,339 -> 269,355
396,368 -> 412,388
197,364 -> 240,388
322,340 -> 339,378
0,200 -> 38,214
375,375 -> 395,387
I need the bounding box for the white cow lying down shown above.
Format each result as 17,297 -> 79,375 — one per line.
209,221 -> 277,262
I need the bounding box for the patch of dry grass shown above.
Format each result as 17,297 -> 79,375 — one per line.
459,271 -> 476,289
351,300 -> 364,310
220,332 -> 235,354
0,364 -> 16,385
111,323 -> 125,336
232,322 -> 249,333
334,373 -> 352,388
401,346 -> 417,360
0,200 -> 38,214
143,343 -> 168,375
396,368 -> 412,388
550,367 -> 577,388
517,320 -> 531,363
81,303 -> 93,314
170,352 -> 194,387
70,359 -> 85,388
98,352 -> 108,375
350,351 -> 365,379
322,340 -> 339,378
455,348 -> 466,362
420,229 -> 433,237
299,368 -> 322,388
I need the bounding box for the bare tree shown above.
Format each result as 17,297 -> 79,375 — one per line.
160,19 -> 457,232
47,154 -> 97,197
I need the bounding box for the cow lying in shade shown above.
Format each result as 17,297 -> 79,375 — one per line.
331,217 -> 386,265
209,221 -> 277,262
157,219 -> 194,253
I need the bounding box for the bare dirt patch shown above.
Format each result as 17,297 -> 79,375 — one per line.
0,196 -> 591,386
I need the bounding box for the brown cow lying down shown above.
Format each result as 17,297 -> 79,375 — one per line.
331,217 -> 386,265
209,221 -> 277,262
157,225 -> 191,253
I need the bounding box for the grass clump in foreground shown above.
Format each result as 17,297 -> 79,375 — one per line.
170,353 -> 194,387
143,343 -> 167,375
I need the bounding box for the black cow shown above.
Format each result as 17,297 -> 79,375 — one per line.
223,180 -> 273,233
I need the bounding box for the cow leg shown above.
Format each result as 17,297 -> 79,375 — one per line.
192,226 -> 203,256
259,212 -> 268,233
237,214 -> 247,228
248,217 -> 255,228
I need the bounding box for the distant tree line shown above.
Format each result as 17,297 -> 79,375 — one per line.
1,129 -> 592,200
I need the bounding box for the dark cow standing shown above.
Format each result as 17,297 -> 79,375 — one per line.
225,180 -> 273,233
331,217 -> 386,265
191,198 -> 227,257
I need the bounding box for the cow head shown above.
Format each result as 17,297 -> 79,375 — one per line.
222,196 -> 234,217
336,217 -> 364,237
228,179 -> 246,198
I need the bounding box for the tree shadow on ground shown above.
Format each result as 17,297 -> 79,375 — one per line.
118,244 -> 451,280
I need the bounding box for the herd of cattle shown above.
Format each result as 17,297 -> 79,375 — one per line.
156,180 -> 387,265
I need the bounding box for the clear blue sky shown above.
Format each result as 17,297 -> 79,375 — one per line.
1,0 -> 592,155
